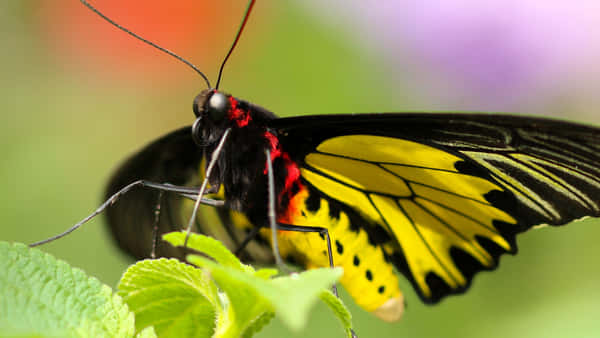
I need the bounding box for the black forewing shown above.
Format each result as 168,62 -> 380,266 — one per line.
268,113 -> 600,302
104,127 -> 201,259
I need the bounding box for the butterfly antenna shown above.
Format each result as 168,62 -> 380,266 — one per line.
80,0 -> 212,89
215,0 -> 256,89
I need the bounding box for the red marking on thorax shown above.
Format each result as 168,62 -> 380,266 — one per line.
264,131 -> 304,223
228,96 -> 251,127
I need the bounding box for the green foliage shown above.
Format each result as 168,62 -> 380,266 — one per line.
1,232 -> 354,337
162,232 -> 248,272
0,242 -> 149,338
319,290 -> 353,333
117,231 -> 354,337
118,259 -> 217,337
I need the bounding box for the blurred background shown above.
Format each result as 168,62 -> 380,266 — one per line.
2,1 -> 600,337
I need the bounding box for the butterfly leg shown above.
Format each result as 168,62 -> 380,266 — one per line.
233,226 -> 262,257
264,149 -> 357,337
150,190 -> 164,259
165,184 -> 223,205
263,149 -> 340,295
275,223 -> 339,296
264,148 -> 287,270
184,128 -> 231,246
276,225 -> 357,338
29,180 -> 224,247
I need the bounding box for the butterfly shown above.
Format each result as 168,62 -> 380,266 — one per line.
105,89 -> 600,321
76,0 -> 600,323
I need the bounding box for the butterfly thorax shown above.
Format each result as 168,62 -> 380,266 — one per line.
193,89 -> 302,226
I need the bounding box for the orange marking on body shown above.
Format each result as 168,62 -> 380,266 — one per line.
278,186 -> 309,224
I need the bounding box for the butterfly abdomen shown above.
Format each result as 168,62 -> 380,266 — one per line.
275,182 -> 405,321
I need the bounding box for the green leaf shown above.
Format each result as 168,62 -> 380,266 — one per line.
159,231 -> 353,336
191,255 -> 343,333
269,268 -> 344,331
241,311 -> 275,338
319,290 -> 354,337
162,231 -> 249,273
118,258 -> 218,338
0,242 -> 139,337
253,268 -> 279,280
136,326 -> 160,338
188,255 -> 273,338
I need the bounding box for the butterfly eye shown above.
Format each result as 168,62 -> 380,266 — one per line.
191,117 -> 203,146
207,92 -> 229,122
192,90 -> 209,117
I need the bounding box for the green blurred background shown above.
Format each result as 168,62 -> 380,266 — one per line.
2,1 -> 599,337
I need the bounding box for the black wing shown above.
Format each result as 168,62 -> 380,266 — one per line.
104,126 -> 273,262
104,127 -> 201,259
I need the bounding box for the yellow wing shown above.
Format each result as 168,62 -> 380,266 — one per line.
269,114 -> 600,304
301,135 -> 518,301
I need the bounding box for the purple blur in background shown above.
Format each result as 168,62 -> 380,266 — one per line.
301,0 -> 600,114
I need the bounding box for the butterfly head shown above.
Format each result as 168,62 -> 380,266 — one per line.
193,89 -> 230,121
192,89 -> 233,146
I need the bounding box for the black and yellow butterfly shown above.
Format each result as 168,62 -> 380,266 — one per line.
105,88 -> 600,321
68,0 -> 600,324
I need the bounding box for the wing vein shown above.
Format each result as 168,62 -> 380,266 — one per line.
316,150 -> 461,173
413,199 -> 491,262
415,195 -> 501,234
304,164 -> 407,199
506,153 -> 595,211
393,198 -> 462,285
